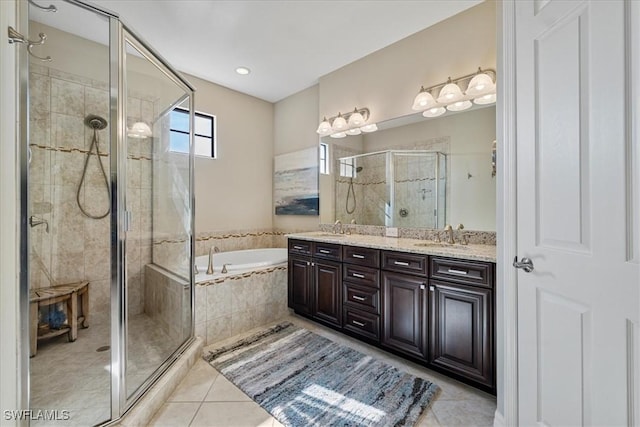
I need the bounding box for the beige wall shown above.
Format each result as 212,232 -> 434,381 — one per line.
272,85 -> 321,232
190,74 -> 274,233
318,1 -> 496,125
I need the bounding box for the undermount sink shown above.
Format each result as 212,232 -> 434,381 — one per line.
414,242 -> 469,249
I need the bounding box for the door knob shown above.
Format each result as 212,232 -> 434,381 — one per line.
513,256 -> 534,273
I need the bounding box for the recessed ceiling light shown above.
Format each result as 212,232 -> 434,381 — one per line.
235,66 -> 251,75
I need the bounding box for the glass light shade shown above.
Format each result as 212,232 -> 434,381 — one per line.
422,107 -> 446,118
330,132 -> 347,138
412,90 -> 436,111
474,92 -> 497,105
331,114 -> 348,131
360,123 -> 378,133
345,128 -> 362,136
316,117 -> 332,135
446,100 -> 473,111
347,110 -> 365,127
466,72 -> 495,96
127,122 -> 152,139
437,82 -> 463,103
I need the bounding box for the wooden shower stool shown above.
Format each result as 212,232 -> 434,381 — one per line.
29,281 -> 89,357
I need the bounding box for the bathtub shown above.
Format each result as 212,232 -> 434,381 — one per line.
195,248 -> 287,282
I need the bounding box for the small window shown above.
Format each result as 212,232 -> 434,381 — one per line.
169,108 -> 216,158
339,157 -> 357,178
319,143 -> 329,175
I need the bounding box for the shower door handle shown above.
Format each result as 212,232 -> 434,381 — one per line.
124,211 -> 132,232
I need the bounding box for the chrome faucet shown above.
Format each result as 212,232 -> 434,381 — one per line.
456,224 -> 465,245
221,263 -> 230,274
443,224 -> 454,244
346,219 -> 357,235
29,215 -> 49,233
207,246 -> 219,275
333,219 -> 343,234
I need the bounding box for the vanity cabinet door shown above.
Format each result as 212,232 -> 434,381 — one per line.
313,260 -> 342,327
429,280 -> 493,390
288,255 -> 313,315
381,271 -> 428,360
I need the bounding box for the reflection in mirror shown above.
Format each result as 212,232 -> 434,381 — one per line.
336,150 -> 446,229
320,105 -> 496,231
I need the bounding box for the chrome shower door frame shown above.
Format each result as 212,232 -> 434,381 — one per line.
18,0 -> 196,423
116,23 -> 196,415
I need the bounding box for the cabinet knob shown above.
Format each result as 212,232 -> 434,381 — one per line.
420,284 -> 426,290
429,286 -> 435,292
306,261 -> 310,266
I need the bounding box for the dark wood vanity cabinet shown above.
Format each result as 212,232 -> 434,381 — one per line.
287,255 -> 313,315
428,257 -> 495,392
288,240 -> 342,328
313,259 -> 342,326
288,239 -> 496,394
381,271 -> 428,359
342,246 -> 381,341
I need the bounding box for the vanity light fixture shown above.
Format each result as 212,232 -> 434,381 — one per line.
127,121 -> 152,139
316,107 -> 377,137
412,67 -> 496,118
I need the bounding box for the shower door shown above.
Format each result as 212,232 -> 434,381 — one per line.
23,1 -> 195,424
391,151 -> 446,229
122,31 -> 194,403
27,2 -> 113,426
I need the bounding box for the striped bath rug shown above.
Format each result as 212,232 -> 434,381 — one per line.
204,322 -> 440,427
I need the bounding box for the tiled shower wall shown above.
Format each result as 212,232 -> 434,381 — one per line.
334,137 -> 450,228
28,64 -> 154,322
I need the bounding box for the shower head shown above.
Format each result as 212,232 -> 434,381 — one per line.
84,114 -> 108,130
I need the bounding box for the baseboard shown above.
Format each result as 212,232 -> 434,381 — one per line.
493,409 -> 505,427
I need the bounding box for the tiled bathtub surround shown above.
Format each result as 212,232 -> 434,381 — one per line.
144,265 -> 191,345
194,267 -> 289,345
318,223 -> 497,245
194,229 -> 288,256
28,64 -> 156,321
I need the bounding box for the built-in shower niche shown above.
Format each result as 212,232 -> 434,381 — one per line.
335,150 -> 446,228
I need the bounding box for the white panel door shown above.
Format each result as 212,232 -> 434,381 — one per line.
515,1 -> 639,425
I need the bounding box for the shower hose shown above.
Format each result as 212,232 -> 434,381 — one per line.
76,126 -> 110,219
346,178 -> 356,214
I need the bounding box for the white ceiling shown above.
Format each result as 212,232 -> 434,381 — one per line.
35,0 -> 483,103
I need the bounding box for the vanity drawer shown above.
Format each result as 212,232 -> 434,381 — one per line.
313,242 -> 342,261
430,257 -> 494,288
343,264 -> 379,288
343,246 -> 380,268
288,239 -> 312,256
381,251 -> 428,276
344,283 -> 380,314
343,308 -> 380,341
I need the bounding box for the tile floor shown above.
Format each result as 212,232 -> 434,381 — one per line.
30,313 -> 181,427
149,315 -> 497,427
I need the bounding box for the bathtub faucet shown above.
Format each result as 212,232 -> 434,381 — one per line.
207,246 -> 220,275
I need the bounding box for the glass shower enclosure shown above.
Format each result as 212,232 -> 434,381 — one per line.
22,1 -> 195,424
335,150 -> 447,228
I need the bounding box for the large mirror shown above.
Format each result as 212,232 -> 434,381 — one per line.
319,105 -> 496,231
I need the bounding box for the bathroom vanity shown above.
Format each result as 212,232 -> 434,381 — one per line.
287,232 -> 496,394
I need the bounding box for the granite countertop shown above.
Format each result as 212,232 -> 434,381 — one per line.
286,231 -> 497,263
